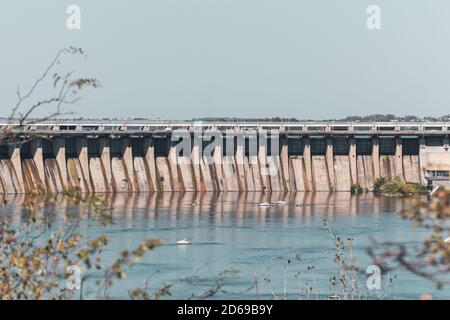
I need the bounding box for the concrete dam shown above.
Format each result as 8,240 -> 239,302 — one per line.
0,120 -> 449,194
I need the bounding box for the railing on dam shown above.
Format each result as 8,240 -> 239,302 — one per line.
1,119 -> 450,136
0,120 -> 449,194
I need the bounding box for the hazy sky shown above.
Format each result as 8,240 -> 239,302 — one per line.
1,1 -> 450,120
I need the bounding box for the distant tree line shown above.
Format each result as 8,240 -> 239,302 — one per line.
192,114 -> 450,122
7,114 -> 450,123
191,117 -> 301,122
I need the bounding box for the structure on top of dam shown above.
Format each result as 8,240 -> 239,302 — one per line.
0,119 -> 449,194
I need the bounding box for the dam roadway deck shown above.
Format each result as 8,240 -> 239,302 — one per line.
2,119 -> 450,136
0,120 -> 449,194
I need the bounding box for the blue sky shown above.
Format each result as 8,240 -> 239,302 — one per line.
1,1 -> 450,120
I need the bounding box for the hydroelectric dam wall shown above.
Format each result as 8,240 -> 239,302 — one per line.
0,121 -> 449,194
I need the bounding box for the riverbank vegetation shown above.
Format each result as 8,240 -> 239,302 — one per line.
350,183 -> 364,194
373,177 -> 427,195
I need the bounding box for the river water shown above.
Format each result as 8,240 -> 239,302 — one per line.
1,192 -> 448,300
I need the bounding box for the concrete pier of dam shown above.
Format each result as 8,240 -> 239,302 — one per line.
0,120 -> 449,194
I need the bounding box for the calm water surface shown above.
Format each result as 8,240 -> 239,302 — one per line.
1,192 -> 448,300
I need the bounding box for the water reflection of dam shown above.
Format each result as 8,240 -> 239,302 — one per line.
1,192 -> 412,224
0,120 -> 449,194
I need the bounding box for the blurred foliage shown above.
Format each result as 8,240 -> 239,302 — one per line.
368,190 -> 450,290
323,220 -> 394,300
0,189 -> 161,300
